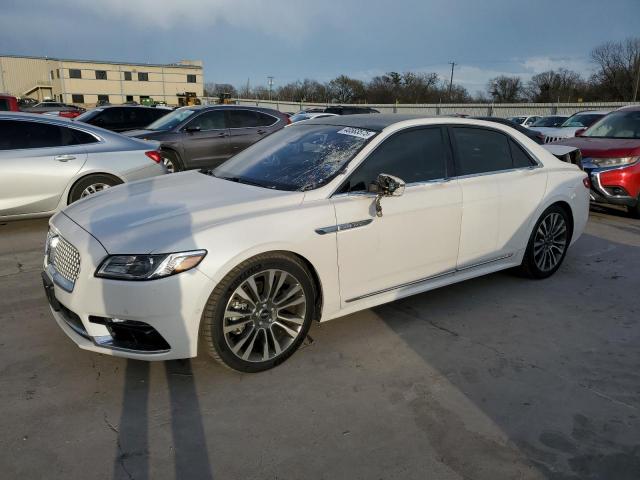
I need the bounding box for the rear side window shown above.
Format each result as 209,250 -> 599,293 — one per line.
342,127 -> 448,192
452,127 -> 512,175
255,112 -> 277,127
95,108 -> 125,127
0,120 -> 95,149
509,139 -> 535,168
227,110 -> 260,128
0,99 -> 9,111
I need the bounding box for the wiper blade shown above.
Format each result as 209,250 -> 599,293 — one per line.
218,175 -> 269,188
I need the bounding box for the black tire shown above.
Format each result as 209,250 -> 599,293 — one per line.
201,252 -> 316,373
518,204 -> 572,279
161,150 -> 184,173
68,174 -> 123,204
627,197 -> 640,219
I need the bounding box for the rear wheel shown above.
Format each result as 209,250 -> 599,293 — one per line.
519,205 -> 571,279
68,174 -> 122,204
161,150 -> 184,173
201,252 -> 315,373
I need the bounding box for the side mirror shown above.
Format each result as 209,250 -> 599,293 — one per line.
574,128 -> 586,137
184,125 -> 201,133
369,173 -> 405,217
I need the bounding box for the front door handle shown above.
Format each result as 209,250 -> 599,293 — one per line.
218,132 -> 229,137
54,155 -> 76,162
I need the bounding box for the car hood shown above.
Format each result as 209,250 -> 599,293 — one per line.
553,137 -> 640,158
537,127 -> 580,138
62,171 -> 304,253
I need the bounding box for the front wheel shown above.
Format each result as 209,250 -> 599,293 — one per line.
518,205 -> 572,279
201,252 -> 315,373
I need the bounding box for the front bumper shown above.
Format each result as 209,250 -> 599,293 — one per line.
45,212 -> 215,360
582,159 -> 640,209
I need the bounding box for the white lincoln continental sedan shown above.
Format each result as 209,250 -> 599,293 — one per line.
43,115 -> 590,372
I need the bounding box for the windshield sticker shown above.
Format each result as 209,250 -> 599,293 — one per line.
337,127 -> 376,139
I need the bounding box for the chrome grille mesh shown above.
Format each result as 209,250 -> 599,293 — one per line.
49,234 -> 81,283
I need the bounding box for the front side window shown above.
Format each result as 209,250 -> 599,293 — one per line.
452,127 -> 512,175
212,124 -> 377,191
69,69 -> 82,79
340,127 -> 448,192
95,70 -> 107,80
0,120 -> 95,150
138,72 -> 149,81
583,110 -> 640,139
146,108 -> 196,131
186,110 -> 226,130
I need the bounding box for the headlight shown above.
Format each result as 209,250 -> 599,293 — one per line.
96,250 -> 207,280
592,156 -> 639,167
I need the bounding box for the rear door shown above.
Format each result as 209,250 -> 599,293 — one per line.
180,109 -> 229,168
450,126 -> 546,267
227,109 -> 279,157
0,119 -> 92,216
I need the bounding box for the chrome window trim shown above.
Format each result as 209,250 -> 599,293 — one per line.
345,253 -> 514,303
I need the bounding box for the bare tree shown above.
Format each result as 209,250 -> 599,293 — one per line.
327,75 -> 366,103
591,37 -> 640,100
487,75 -> 524,102
526,69 -> 586,102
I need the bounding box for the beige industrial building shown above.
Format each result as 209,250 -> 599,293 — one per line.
0,54 -> 203,106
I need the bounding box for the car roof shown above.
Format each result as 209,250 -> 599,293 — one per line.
617,105 -> 640,112
189,105 -> 283,115
302,114 -> 435,131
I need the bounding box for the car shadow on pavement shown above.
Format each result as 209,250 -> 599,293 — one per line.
376,232 -> 640,480
82,175 -> 214,480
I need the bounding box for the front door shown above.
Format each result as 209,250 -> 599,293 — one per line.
331,126 -> 463,304
181,110 -> 230,168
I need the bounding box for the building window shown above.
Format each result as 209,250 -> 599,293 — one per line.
138,72 -> 149,81
69,69 -> 82,79
71,94 -> 85,104
56,69 -> 60,79
126,95 -> 134,103
97,94 -> 109,104
187,74 -> 197,83
50,70 -> 54,81
124,71 -> 132,81
95,70 -> 107,80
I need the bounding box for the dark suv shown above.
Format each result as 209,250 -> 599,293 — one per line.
124,105 -> 289,172
74,106 -> 171,133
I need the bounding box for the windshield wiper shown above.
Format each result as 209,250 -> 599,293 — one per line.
217,175 -> 271,188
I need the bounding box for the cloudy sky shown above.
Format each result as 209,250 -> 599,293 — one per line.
1,0 -> 639,94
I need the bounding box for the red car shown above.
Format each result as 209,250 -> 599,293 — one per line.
555,105 -> 640,217
0,94 -> 19,112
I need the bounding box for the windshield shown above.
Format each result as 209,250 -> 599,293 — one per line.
583,110 -> 640,139
211,124 -> 377,191
532,116 -> 567,127
146,108 -> 196,131
561,113 -> 604,128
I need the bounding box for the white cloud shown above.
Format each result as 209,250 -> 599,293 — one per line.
522,55 -> 594,75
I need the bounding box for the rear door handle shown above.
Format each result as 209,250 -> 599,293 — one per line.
54,155 -> 76,162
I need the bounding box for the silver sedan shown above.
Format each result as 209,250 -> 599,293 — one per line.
0,112 -> 166,221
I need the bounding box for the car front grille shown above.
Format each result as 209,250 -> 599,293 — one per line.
46,231 -> 81,289
544,135 -> 565,144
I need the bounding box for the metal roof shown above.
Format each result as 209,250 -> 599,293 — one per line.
0,54 -> 202,69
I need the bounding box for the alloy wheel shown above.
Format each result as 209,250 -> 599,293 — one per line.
163,157 -> 176,173
80,183 -> 111,198
223,269 -> 307,362
533,212 -> 567,272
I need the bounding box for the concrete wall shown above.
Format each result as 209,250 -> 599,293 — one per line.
232,98 -> 640,117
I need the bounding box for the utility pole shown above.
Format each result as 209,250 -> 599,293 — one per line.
448,62 -> 456,101
267,76 -> 274,101
633,53 -> 640,102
